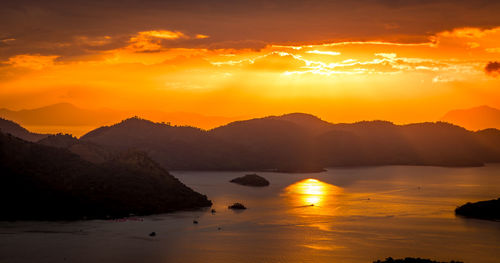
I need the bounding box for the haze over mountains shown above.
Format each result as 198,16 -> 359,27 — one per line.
441,105 -> 500,131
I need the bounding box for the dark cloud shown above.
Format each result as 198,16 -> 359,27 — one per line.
485,61 -> 500,77
1,0 -> 500,61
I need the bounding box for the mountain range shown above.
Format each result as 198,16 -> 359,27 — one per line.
72,113 -> 500,171
2,112 -> 500,172
2,103 -> 500,136
2,111 -> 500,220
440,105 -> 500,131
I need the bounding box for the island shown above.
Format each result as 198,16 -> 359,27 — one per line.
230,174 -> 270,187
455,198 -> 500,220
374,257 -> 463,263
228,203 -> 247,210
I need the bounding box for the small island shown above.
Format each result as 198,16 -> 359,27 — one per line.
374,257 -> 463,263
228,203 -> 247,210
230,174 -> 270,187
455,197 -> 500,220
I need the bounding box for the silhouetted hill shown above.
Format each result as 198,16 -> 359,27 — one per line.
441,105 -> 500,130
474,128 -> 500,162
81,117 -> 238,170
139,110 -> 240,130
0,118 -> 48,142
210,117 -> 323,171
269,113 -> 333,134
38,134 -> 114,163
79,114 -> 500,171
313,121 -> 494,166
455,198 -> 500,220
374,257 -> 463,263
0,132 -> 211,220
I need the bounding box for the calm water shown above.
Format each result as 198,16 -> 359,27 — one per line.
1,165 -> 500,263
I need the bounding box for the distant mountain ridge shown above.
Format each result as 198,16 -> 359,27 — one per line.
441,105 -> 500,131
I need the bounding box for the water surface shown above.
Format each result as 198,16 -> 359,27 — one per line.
1,165 -> 500,263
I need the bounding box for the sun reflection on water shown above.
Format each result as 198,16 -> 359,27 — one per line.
284,178 -> 342,207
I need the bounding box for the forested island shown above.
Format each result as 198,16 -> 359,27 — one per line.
455,198 -> 500,220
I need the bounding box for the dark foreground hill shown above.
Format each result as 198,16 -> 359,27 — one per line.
0,132 -> 211,220
78,114 -> 500,172
39,133 -> 114,163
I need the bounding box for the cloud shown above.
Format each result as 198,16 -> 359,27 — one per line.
128,30 -> 187,52
0,38 -> 15,43
195,34 -> 210,39
486,48 -> 500,53
485,61 -> 500,77
439,27 -> 491,38
139,30 -> 187,40
5,54 -> 59,70
305,50 -> 341,56
375,53 -> 397,59
126,30 -> 211,52
2,0 -> 500,61
432,75 -> 453,83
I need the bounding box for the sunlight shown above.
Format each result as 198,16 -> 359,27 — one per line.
285,178 -> 342,207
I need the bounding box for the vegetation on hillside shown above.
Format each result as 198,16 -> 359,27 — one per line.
0,132 -> 211,220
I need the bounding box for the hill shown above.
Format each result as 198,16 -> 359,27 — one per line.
0,103 -> 240,136
316,121 -> 488,166
81,117 -> 238,170
138,110 -> 240,130
268,113 -> 333,134
374,257 -> 462,263
0,118 -> 48,142
441,105 -> 500,131
38,134 -> 114,163
0,132 -> 211,220
79,115 -> 500,171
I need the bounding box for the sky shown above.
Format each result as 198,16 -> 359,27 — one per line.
1,0 -> 500,124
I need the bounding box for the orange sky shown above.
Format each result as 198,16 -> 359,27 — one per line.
1,1 -> 500,125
